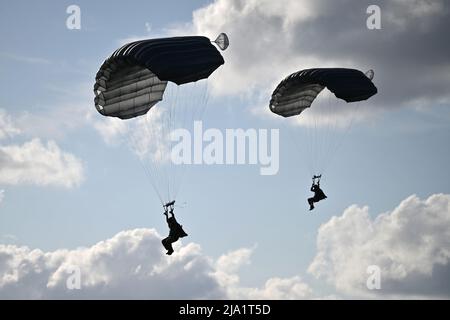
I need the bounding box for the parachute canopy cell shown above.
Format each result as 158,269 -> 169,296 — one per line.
269,68 -> 378,117
94,36 -> 225,119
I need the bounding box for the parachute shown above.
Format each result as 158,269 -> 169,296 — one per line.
270,68 -> 377,117
94,36 -> 225,119
94,35 -> 227,205
270,68 -> 377,175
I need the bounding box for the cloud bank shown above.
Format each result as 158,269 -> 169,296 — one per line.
0,229 -> 313,299
309,193 -> 450,299
2,193 -> 449,299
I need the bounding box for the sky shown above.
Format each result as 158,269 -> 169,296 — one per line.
0,0 -> 449,299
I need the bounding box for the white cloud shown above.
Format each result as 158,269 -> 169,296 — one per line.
91,116 -> 128,146
0,189 -> 4,204
0,229 -> 221,299
308,193 -> 450,298
213,247 -> 253,289
0,102 -> 93,189
0,138 -> 84,188
0,229 -> 314,299
14,105 -> 91,141
2,194 -> 447,299
216,247 -> 253,275
213,247 -> 314,299
233,276 -> 314,300
0,110 -> 21,140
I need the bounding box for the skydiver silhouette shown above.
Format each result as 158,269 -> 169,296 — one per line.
161,202 -> 188,255
307,175 -> 327,211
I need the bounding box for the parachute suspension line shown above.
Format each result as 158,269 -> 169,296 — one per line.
308,89 -> 352,176
174,82 -> 186,200
168,85 -> 176,201
166,84 -> 177,202
150,84 -> 170,204
320,90 -> 339,175
312,100 -> 319,175
316,93 -> 324,174
164,83 -> 177,203
168,84 -> 177,203
119,80 -> 211,206
166,83 -> 180,202
160,88 -> 169,202
304,89 -> 323,175
177,80 -> 196,199
321,90 -> 334,174
177,81 -> 196,199
142,109 -> 163,203
293,110 -> 310,176
284,119 -> 312,179
140,84 -> 172,204
175,82 -> 207,200
320,90 -> 337,172
170,82 -> 184,203
151,82 -> 170,206
123,121 -> 164,206
173,81 -> 210,201
316,92 -> 325,174
303,114 -> 314,176
173,82 -> 193,200
321,100 -> 360,176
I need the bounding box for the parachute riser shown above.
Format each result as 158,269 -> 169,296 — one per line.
163,200 -> 176,212
312,174 -> 322,185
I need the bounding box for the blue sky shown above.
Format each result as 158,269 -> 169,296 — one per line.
1,0 -> 449,299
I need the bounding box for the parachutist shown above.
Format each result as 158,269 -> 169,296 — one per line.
269,69 -> 377,211
162,206 -> 188,255
308,175 -> 327,211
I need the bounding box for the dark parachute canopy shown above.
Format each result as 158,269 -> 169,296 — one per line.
94,36 -> 225,120
269,68 -> 378,118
